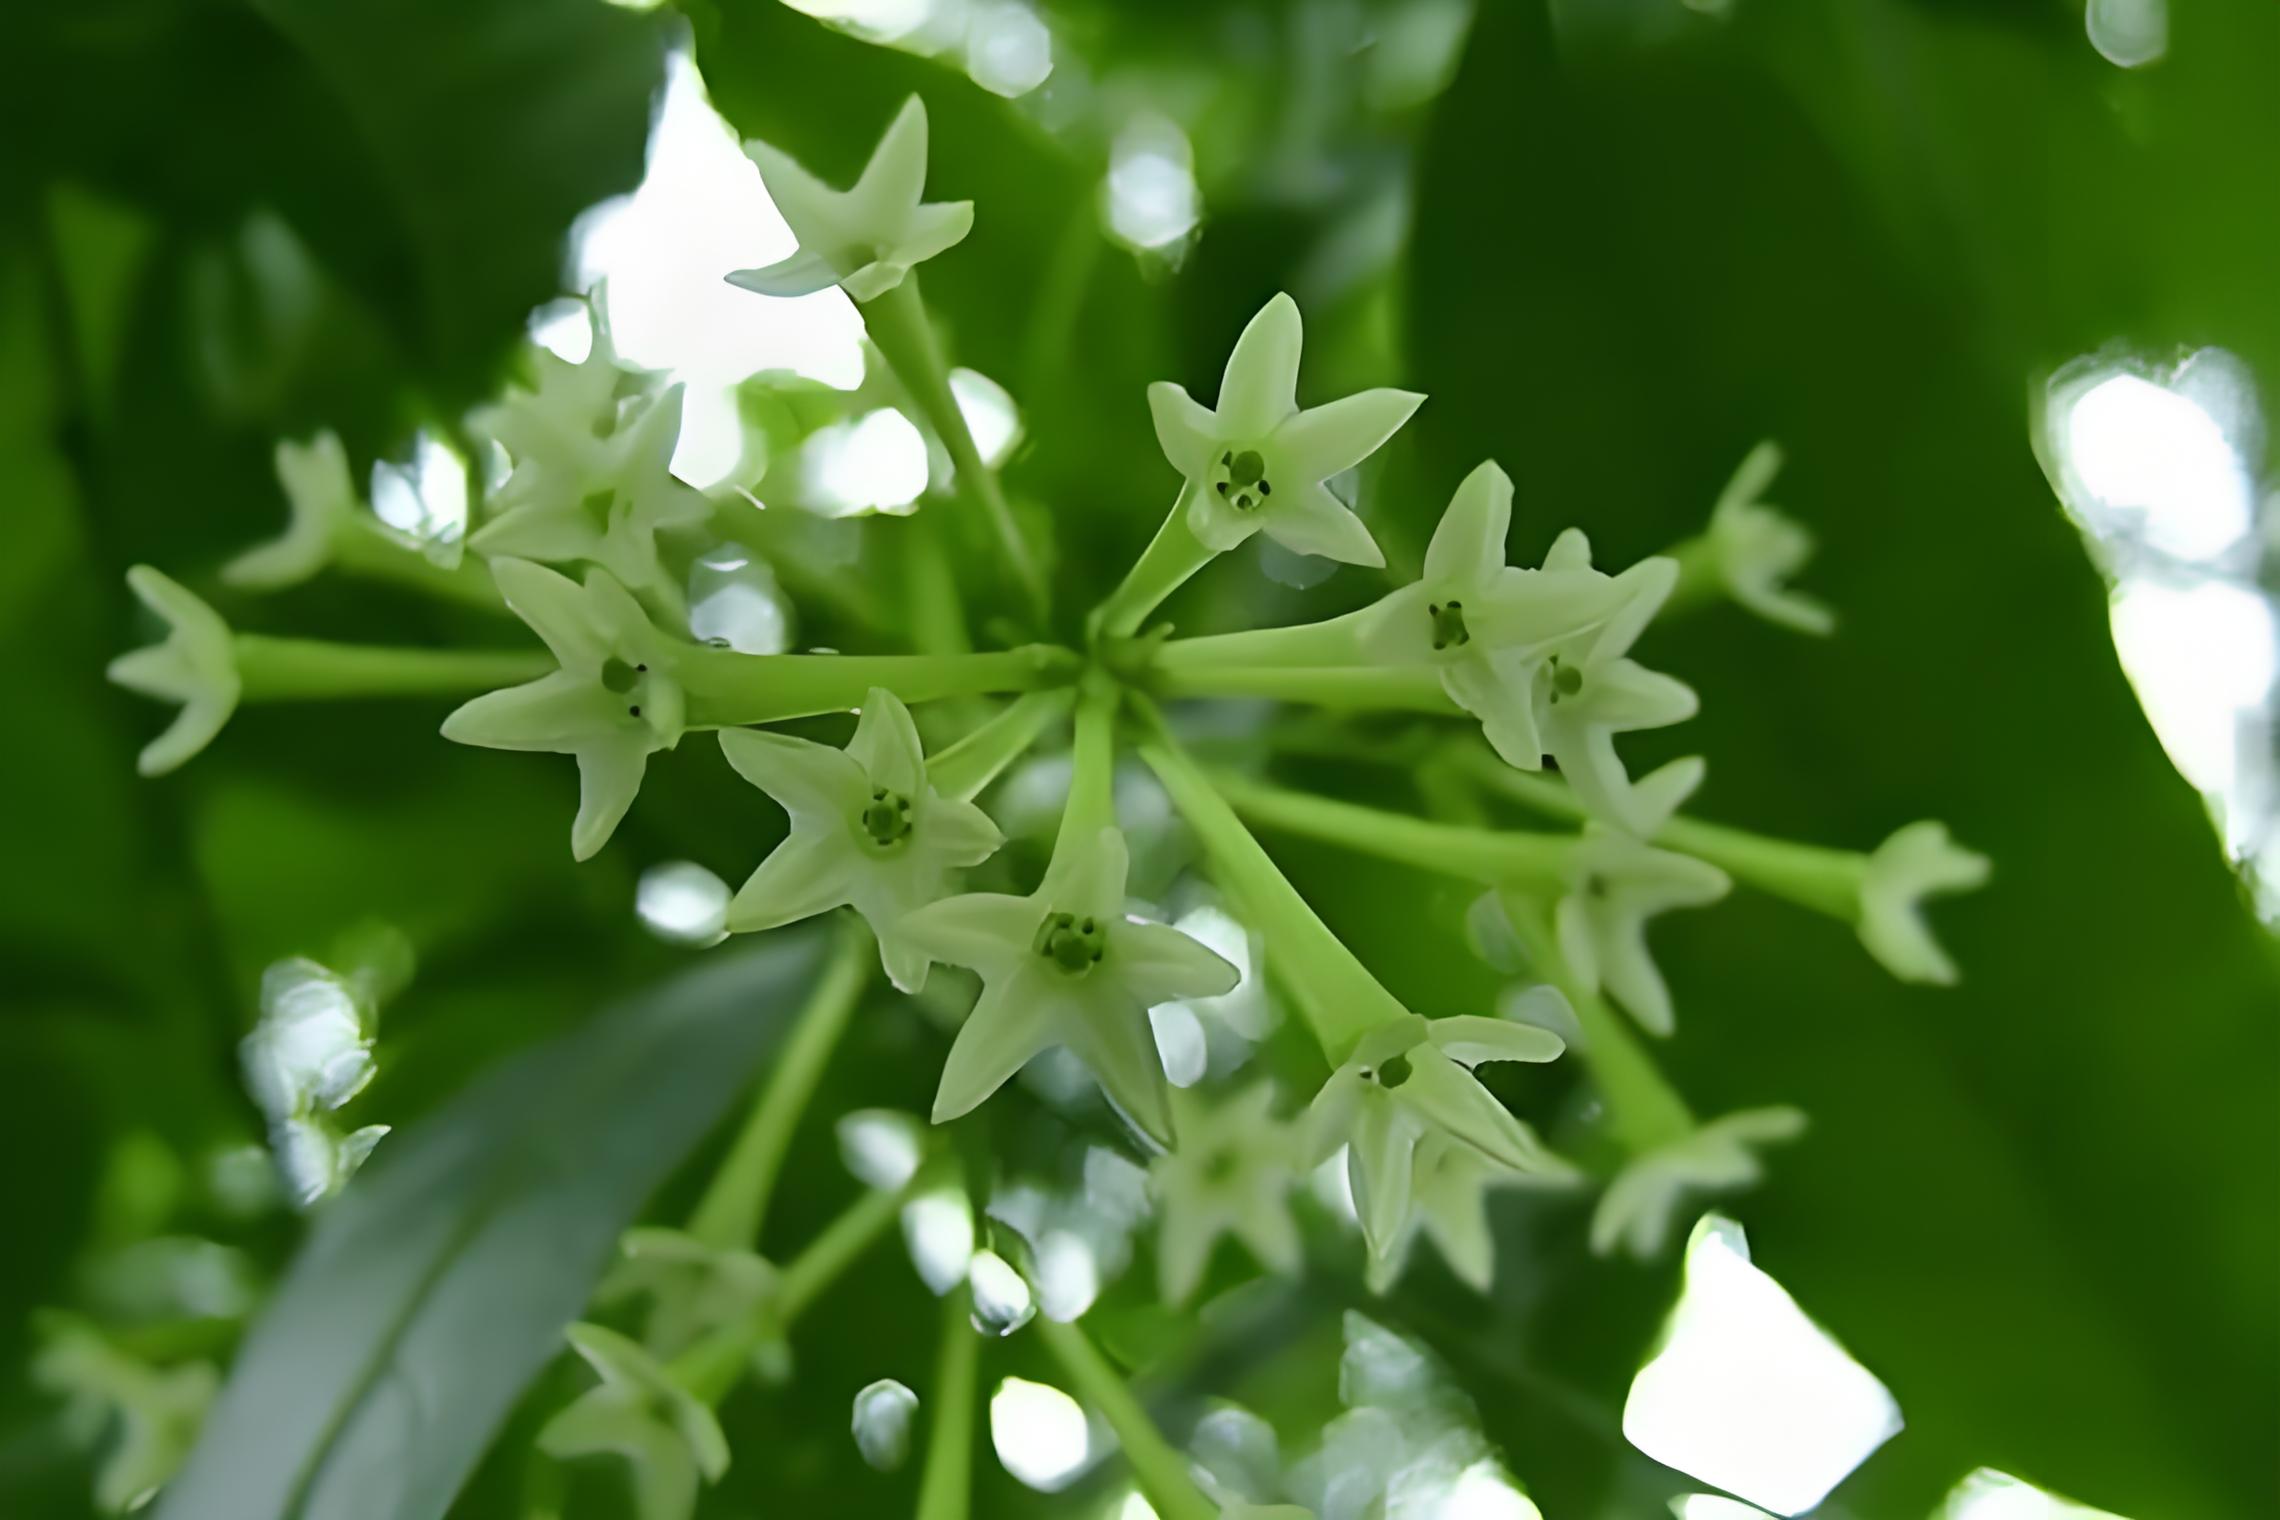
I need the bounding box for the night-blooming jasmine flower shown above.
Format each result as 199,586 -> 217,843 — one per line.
470,385 -> 711,609
441,559 -> 685,860
598,1227 -> 782,1366
1365,1135 -> 1524,1295
1530,530 -> 1698,835
1358,460 -> 1628,766
1149,292 -> 1422,566
1305,1014 -> 1566,1259
1590,1107 -> 1807,1258
1858,821 -> 1991,985
470,289 -> 652,518
1150,1081 -> 1304,1303
107,567 -> 240,776
900,826 -> 1239,1148
538,1324 -> 729,1520
265,1116 -> 390,1210
223,432 -> 362,591
1703,442 -> 1834,635
720,687 -> 1003,991
728,97 -> 973,304
1549,835 -> 1731,1038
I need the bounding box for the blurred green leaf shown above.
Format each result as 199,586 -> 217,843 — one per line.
153,931 -> 828,1520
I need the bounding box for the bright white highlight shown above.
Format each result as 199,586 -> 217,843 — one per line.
966,3 -> 1053,97
369,431 -> 468,552
1442,1460 -> 1544,1519
989,1376 -> 1090,1490
1675,1497 -> 1778,1520
2062,368 -> 2254,562
967,1248 -> 1037,1336
568,52 -> 865,487
633,861 -> 730,944
805,408 -> 931,516
2086,0 -> 2166,67
951,367 -> 1022,468
1105,117 -> 1200,252
687,545 -> 792,655
780,0 -> 935,46
1623,1216 -> 1901,1515
1940,1467 -> 2135,1520
901,1186 -> 975,1295
2110,579 -> 2276,818
1147,1000 -> 1208,1087
837,1108 -> 927,1191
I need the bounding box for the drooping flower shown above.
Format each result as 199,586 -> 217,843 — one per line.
1150,1080 -> 1304,1303
1304,1013 -> 1566,1259
1528,530 -> 1698,835
1590,1106 -> 1807,1258
1702,442 -> 1834,636
440,559 -> 686,860
1363,1134 -> 1537,1295
900,826 -> 1238,1148
537,1323 -> 729,1520
1857,821 -> 1991,985
1358,459 -> 1630,766
32,1313 -> 217,1514
1149,293 -> 1422,567
1550,833 -> 1731,1038
107,567 -> 240,777
728,97 -> 974,304
469,384 -> 711,610
223,432 -> 361,591
720,687 -> 1003,991
597,1227 -> 784,1372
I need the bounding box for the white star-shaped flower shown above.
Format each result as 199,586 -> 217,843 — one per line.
1551,833 -> 1731,1038
1704,442 -> 1834,635
223,432 -> 362,591
1149,292 -> 1422,567
728,97 -> 974,304
900,826 -> 1239,1148
1358,459 -> 1630,766
1304,1014 -> 1566,1260
107,566 -> 241,777
1590,1106 -> 1807,1258
537,1323 -> 729,1520
719,686 -> 1004,991
1150,1081 -> 1304,1303
1858,820 -> 1991,984
597,1227 -> 786,1376
441,559 -> 686,860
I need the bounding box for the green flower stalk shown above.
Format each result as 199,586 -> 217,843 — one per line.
1032,1313 -> 1219,1520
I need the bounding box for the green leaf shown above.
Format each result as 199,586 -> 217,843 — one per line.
153,930 -> 830,1520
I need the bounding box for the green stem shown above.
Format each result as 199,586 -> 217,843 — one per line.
914,1287 -> 980,1520
685,921 -> 872,1251
1495,893 -> 1694,1154
1151,663 -> 1460,714
1208,770 -> 1572,892
332,523 -> 509,613
1658,530 -> 1725,622
677,645 -> 1079,728
1151,605 -> 1374,670
1090,490 -> 1216,640
1055,675 -> 1120,849
860,275 -> 1045,619
925,689 -> 1074,802
1133,706 -> 1410,1062
232,636 -> 550,700
1031,1315 -> 1216,1520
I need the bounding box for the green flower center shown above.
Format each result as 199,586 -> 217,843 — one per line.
600,657 -> 654,719
1547,656 -> 1583,704
1032,910 -> 1107,976
862,787 -> 913,847
1428,599 -> 1471,652
1364,1053 -> 1414,1089
1209,447 -> 1275,512
1202,1148 -> 1242,1185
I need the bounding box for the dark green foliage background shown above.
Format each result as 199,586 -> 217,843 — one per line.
0,0 -> 2273,1517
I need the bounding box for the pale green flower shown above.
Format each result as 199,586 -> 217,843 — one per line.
239,956 -> 377,1121
441,559 -> 686,860
32,1313 -> 217,1514
1150,1081 -> 1304,1303
728,97 -> 973,304
1705,442 -> 1834,635
597,1227 -> 786,1375
1363,1134 -> 1534,1295
1858,821 -> 1991,985
1530,530 -> 1697,835
265,1116 -> 390,1210
851,1378 -> 919,1472
1550,834 -> 1731,1038
1358,460 -> 1630,767
470,385 -> 711,608
470,290 -> 652,518
1149,292 -> 1422,566
900,826 -> 1239,1148
538,1323 -> 730,1520
1304,1013 -> 1565,1260
107,567 -> 240,777
720,687 -> 1003,991
223,432 -> 362,591
1590,1107 -> 1807,1258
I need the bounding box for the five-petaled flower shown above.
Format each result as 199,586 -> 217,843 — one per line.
107,567 -> 241,777
728,97 -> 974,305
1704,441 -> 1834,636
900,826 -> 1238,1148
1149,292 -> 1422,567
1150,1080 -> 1304,1303
1550,833 -> 1731,1038
1858,820 -> 1991,985
719,686 -> 1004,992
441,559 -> 686,861
537,1323 -> 729,1520
1590,1106 -> 1807,1258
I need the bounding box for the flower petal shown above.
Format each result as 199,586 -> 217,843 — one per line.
469,505 -> 603,567
1185,477 -> 1264,553
1442,650 -> 1544,769
726,831 -> 858,933
1542,527 -> 1594,574
1422,459 -> 1511,587
1399,1045 -> 1546,1172
718,727 -> 868,818
1355,583 -> 1434,666
921,794 -> 1004,868
1064,993 -> 1176,1149
491,558 -> 609,670
138,693 -> 235,777
932,968 -> 1060,1123
848,95 -> 930,228
1042,826 -> 1130,920
1262,481 -> 1383,568
848,687 -> 925,795
1272,387 -> 1425,485
1425,1014 -> 1565,1067
442,671 -> 623,753
875,931 -> 935,995
743,139 -> 846,255
572,738 -> 651,860
1583,556 -> 1679,665
725,248 -> 844,299
1346,1098 -> 1417,1258
898,891 -> 1037,977
1216,292 -> 1303,436
1148,381 -> 1221,479
1157,1192 -> 1220,1304
1115,919 -> 1240,1006
899,200 -> 974,266
841,260 -> 908,304
1472,568 -> 1625,660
